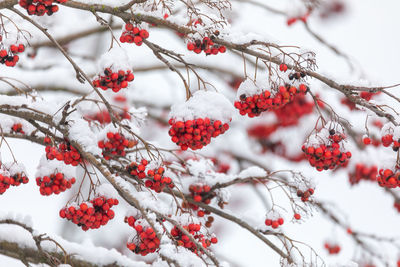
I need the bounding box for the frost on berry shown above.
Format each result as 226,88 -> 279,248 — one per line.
0,162 -> 29,194
302,123 -> 351,171
19,0 -> 68,16
168,90 -> 234,150
120,23 -> 149,46
59,195 -> 119,231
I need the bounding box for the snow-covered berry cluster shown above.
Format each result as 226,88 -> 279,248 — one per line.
125,216 -> 160,256
234,78 -> 308,118
187,36 -> 226,55
120,23 -> 149,46
98,132 -> 137,160
168,118 -> 230,150
0,38 -> 25,67
296,188 -> 314,202
348,163 -> 377,185
302,127 -> 351,171
44,137 -> 82,166
36,172 -> 76,196
171,223 -> 217,254
126,159 -> 174,192
324,242 -> 341,254
168,91 -> 233,150
93,68 -> 134,92
0,171 -> 29,194
19,0 -> 67,16
377,168 -> 400,188
59,196 -> 118,231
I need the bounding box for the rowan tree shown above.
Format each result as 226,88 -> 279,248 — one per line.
0,0 -> 399,266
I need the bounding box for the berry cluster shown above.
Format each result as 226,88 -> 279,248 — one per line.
234,83 -> 308,118
93,68 -> 134,92
59,196 -> 118,231
247,124 -> 278,139
189,183 -> 215,204
45,138 -> 82,166
348,163 -> 377,185
0,172 -> 29,194
171,223 -> 217,254
377,168 -> 400,188
98,132 -> 137,160
85,109 -> 131,125
381,134 -> 400,151
19,0 -> 67,16
324,242 -> 341,254
11,123 -> 25,134
265,217 -> 284,229
296,188 -> 314,202
302,129 -> 351,171
362,136 -> 381,147
0,41 -> 25,67
36,172 -> 76,196
125,216 -> 160,256
272,93 -> 314,126
168,118 -> 230,150
187,36 -> 226,55
120,24 -> 149,46
126,159 -> 174,192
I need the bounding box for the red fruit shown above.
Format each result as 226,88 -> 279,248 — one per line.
279,64 -> 288,72
287,17 -> 297,26
363,137 -> 371,145
294,213 -> 301,220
